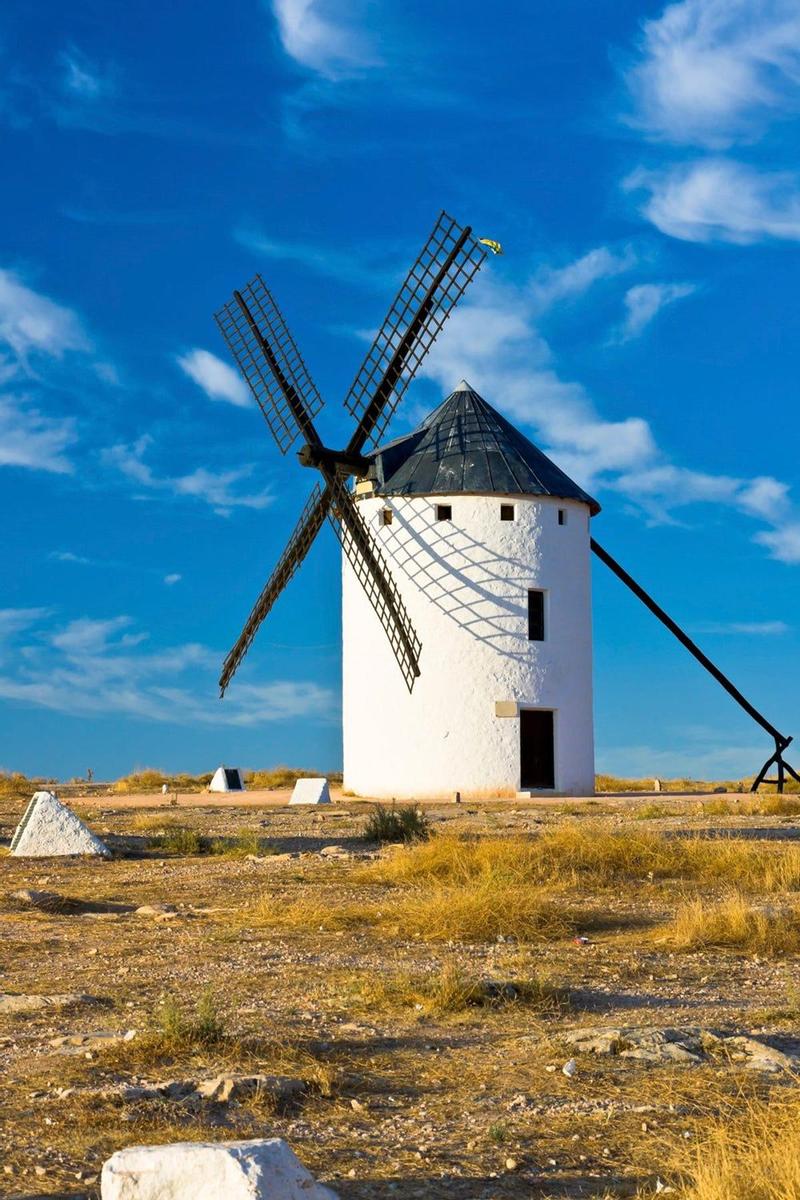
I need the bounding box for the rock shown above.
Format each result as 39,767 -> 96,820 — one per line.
135,904 -> 176,917
562,1058 -> 577,1077
11,888 -> 67,911
50,1030 -> 136,1052
0,992 -> 98,1015
101,1138 -> 339,1199
319,845 -> 348,857
195,1074 -> 307,1109
561,1025 -> 799,1072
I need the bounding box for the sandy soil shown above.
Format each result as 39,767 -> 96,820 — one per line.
0,791 -> 798,1199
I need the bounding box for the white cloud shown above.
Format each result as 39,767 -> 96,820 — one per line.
164,573 -> 182,586
0,268 -> 89,362
530,245 -> 636,309
50,550 -> 93,565
626,159 -> 800,243
0,609 -> 335,727
102,434 -> 273,514
270,0 -> 380,79
626,0 -> 800,147
620,281 -> 696,338
176,348 -> 250,408
754,522 -> 800,564
0,394 -> 76,473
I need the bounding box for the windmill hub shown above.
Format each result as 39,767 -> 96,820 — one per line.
296,443 -> 372,477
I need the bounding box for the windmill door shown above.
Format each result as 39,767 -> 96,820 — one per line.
519,710 -> 555,789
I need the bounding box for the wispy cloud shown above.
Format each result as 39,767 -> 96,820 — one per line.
626,159 -> 800,243
619,280 -> 696,339
688,619 -> 790,635
164,573 -> 182,586
270,0 -> 381,79
418,253 -> 800,564
59,46 -> 115,101
234,225 -> 397,288
0,610 -> 334,727
625,0 -> 800,148
0,394 -> 76,473
0,268 -> 89,364
530,245 -> 637,309
102,434 -> 273,515
176,348 -> 250,408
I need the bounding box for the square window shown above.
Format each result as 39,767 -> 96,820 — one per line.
436,504 -> 452,521
558,508 -> 567,526
528,589 -> 545,641
500,504 -> 515,521
381,508 -> 393,526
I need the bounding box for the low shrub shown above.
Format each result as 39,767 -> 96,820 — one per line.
363,803 -> 430,844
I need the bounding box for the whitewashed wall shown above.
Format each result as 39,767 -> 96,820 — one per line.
342,493 -> 595,798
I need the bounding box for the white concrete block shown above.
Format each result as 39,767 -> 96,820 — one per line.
289,778 -> 331,805
11,792 -> 110,858
101,1138 -> 338,1200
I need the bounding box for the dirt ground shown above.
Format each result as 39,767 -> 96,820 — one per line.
1,791 -> 798,1199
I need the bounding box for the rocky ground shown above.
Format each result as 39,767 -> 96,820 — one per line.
1,791 -> 799,1199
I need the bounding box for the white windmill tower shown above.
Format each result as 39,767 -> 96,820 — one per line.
342,380 -> 599,797
213,211 -> 800,798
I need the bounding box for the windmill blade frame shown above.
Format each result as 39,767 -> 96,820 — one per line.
326,474 -> 421,692
215,274 -> 325,455
345,211 -> 487,454
219,484 -> 331,695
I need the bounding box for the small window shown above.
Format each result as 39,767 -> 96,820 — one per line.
558,508 -> 567,526
528,589 -> 545,641
500,504 -> 515,521
381,508 -> 393,526
436,504 -> 452,522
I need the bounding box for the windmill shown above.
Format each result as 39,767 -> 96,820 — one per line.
213,212 -> 798,796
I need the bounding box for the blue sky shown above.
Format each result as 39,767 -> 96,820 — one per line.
2,0 -> 800,782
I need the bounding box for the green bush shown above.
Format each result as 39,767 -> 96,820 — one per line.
363,803 -> 430,844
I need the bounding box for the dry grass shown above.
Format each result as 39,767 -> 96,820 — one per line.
366,826 -> 800,893
359,960 -> 568,1017
246,765 -> 343,789
254,878 -> 576,942
669,1092 -> 800,1199
665,894 -> 800,956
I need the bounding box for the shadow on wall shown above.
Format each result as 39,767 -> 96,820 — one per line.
366,497 -> 539,661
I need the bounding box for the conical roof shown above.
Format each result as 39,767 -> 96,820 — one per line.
369,381 -> 600,514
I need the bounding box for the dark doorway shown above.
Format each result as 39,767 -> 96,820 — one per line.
520,710 -> 555,789
224,768 -> 243,790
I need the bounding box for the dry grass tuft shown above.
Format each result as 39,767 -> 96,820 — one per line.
362,802 -> 430,844
385,880 -> 575,942
665,894 -> 800,956
366,826 -> 800,893
359,960 -> 568,1017
669,1092 -> 800,1199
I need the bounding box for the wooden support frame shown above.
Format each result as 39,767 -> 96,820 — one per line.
591,538 -> 800,793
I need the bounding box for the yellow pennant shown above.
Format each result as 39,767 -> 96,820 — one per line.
479,237 -> 503,255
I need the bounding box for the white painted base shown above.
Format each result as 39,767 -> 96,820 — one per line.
101,1138 -> 338,1199
11,792 -> 111,858
289,778 -> 331,805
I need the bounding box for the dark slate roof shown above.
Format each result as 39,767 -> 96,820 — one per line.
369,381 -> 600,514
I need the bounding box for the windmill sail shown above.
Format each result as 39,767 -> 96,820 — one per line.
215,275 -> 324,454
345,211 -> 487,453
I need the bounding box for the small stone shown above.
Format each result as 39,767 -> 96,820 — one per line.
562,1058 -> 577,1077
504,1157 -> 518,1171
